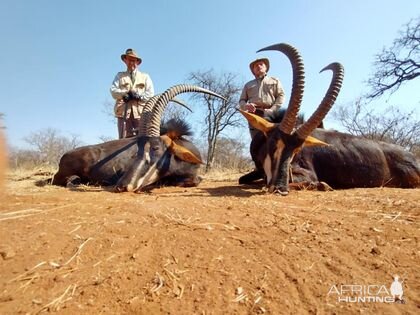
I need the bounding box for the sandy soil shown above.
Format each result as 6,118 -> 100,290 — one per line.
0,171 -> 419,315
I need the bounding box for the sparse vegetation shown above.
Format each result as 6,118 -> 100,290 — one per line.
188,70 -> 244,172
8,128 -> 83,169
366,17 -> 419,99
334,17 -> 420,158
332,99 -> 420,157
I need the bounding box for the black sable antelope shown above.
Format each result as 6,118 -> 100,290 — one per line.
239,43 -> 420,195
52,85 -> 226,190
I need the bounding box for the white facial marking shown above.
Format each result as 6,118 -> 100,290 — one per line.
134,162 -> 160,190
128,141 -> 150,190
263,155 -> 272,184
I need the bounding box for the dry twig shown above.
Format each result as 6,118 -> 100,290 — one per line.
0,204 -> 76,222
37,284 -> 76,313
8,261 -> 47,283
391,211 -> 402,221
151,272 -> 164,293
62,237 -> 93,266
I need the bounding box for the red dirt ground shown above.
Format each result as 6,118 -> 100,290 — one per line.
0,171 -> 419,314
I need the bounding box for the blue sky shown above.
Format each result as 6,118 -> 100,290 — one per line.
1,0 -> 419,149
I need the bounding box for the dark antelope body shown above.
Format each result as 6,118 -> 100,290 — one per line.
51,120 -> 201,188
52,85 -> 226,191
241,113 -> 420,190
52,137 -> 137,186
291,128 -> 420,189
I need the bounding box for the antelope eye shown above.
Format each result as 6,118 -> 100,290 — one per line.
152,146 -> 160,151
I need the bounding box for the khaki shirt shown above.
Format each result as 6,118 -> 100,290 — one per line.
239,75 -> 285,114
110,70 -> 154,118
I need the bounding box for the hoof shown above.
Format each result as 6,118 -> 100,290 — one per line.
268,185 -> 289,195
114,185 -> 126,193
273,189 -> 289,196
66,175 -> 81,188
316,181 -> 333,191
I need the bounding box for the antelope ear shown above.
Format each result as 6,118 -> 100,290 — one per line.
239,109 -> 275,133
303,135 -> 329,147
171,142 -> 203,164
161,136 -> 203,164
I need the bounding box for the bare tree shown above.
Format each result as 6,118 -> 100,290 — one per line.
23,128 -> 83,166
367,17 -> 420,99
332,99 -> 420,155
8,148 -> 43,169
188,70 -> 243,172
211,137 -> 251,170
334,17 -> 420,158
194,136 -> 251,170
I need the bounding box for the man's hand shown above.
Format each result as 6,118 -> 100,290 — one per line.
122,93 -> 131,102
128,90 -> 143,101
244,103 -> 256,113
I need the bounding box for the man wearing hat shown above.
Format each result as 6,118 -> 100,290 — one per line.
239,57 -> 285,139
110,48 -> 154,138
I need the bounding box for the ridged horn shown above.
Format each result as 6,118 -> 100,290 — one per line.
257,43 -> 305,135
147,84 -> 227,137
137,95 -> 161,136
170,98 -> 193,113
295,62 -> 344,139
137,95 -> 192,137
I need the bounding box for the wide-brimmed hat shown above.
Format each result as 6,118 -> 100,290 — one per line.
121,48 -> 142,64
249,58 -> 270,74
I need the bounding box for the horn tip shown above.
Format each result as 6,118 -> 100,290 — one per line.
320,62 -> 344,73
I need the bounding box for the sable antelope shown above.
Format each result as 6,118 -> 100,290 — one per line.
52,85 -> 226,190
239,43 -> 419,194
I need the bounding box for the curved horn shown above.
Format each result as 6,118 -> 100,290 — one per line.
137,95 -> 193,137
147,84 -> 227,137
257,43 -> 305,135
170,98 -> 193,113
295,62 -> 344,139
137,95 -> 161,136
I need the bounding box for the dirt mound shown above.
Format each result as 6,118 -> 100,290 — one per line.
0,172 -> 419,314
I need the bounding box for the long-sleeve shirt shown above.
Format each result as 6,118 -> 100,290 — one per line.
110,70 -> 154,118
239,75 -> 285,114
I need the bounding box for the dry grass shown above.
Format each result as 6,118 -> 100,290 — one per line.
0,131 -> 7,194
7,165 -> 249,180
6,165 -> 56,179
201,168 -> 249,182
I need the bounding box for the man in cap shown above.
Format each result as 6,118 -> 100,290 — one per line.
110,48 -> 154,138
239,57 -> 285,139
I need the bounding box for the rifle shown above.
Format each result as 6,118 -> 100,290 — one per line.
122,100 -> 129,138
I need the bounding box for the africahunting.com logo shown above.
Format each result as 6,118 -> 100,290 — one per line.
328,275 -> 405,304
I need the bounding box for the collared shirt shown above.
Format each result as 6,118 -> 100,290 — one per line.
110,70 -> 154,118
239,75 -> 285,113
